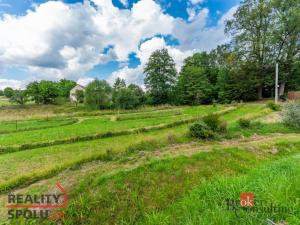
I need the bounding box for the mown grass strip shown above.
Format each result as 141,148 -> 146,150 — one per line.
112,110 -> 183,121
0,107 -> 236,154
56,105 -> 184,118
0,105 -> 220,148
0,118 -> 78,134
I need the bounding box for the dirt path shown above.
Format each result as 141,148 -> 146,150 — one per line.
1,132 -> 299,221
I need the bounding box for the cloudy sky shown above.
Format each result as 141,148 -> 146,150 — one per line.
0,0 -> 239,89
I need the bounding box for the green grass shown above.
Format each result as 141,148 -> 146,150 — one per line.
19,139 -> 300,225
113,109 -> 183,121
221,104 -> 270,128
0,125 -> 189,192
142,153 -> 300,225
0,96 -> 11,107
0,105 -> 219,148
2,103 -> 299,225
0,117 -> 78,134
0,105 -> 263,193
226,122 -> 299,139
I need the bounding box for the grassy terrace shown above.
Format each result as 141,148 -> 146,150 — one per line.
0,105 -> 220,148
0,104 -> 267,193
9,130 -> 300,225
0,117 -> 78,134
1,103 -> 294,224
56,141 -> 300,225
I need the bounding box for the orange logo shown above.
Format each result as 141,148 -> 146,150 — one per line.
240,192 -> 254,207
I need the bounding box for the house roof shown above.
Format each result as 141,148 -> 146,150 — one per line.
75,84 -> 85,89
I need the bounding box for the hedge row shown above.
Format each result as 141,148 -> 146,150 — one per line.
0,107 -> 236,154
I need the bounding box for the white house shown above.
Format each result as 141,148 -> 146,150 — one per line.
70,84 -> 85,102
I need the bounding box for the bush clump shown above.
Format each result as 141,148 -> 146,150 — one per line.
238,118 -> 251,128
266,101 -> 281,111
189,122 -> 215,139
282,101 -> 300,129
202,114 -> 222,132
189,114 -> 227,140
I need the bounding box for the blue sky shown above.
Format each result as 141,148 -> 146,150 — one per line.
0,0 -> 240,88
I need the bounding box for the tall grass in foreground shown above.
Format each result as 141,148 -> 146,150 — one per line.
17,140 -> 300,225
143,155 -> 300,225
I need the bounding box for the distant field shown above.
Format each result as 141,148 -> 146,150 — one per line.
0,105 -> 221,148
0,97 -> 11,107
0,102 -> 299,224
0,117 -> 78,134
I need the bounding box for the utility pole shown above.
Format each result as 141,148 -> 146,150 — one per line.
275,63 -> 279,104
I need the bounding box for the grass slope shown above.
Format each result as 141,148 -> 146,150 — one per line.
0,105 -> 265,193
0,105 -> 220,147
16,138 -> 300,225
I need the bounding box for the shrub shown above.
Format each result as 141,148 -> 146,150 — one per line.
282,102 -> 300,129
238,118 -> 251,128
189,122 -> 215,139
266,101 -> 281,111
202,114 -> 221,132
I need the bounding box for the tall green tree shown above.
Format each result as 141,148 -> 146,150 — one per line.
58,79 -> 76,98
113,88 -> 140,110
85,79 -> 112,109
113,78 -> 126,90
128,84 -> 146,105
176,53 -> 214,105
144,49 -> 177,105
226,0 -> 274,99
26,81 -> 59,104
3,87 -> 14,98
271,0 -> 300,94
26,82 -> 41,104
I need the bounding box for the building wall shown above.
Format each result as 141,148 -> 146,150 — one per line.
70,85 -> 85,102
288,91 -> 300,101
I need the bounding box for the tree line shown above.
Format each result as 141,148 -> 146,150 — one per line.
0,79 -> 77,105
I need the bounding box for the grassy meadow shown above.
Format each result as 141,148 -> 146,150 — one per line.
0,102 -> 299,224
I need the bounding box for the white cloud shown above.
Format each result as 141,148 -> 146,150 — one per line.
173,6 -> 238,52
0,79 -> 23,90
108,37 -> 193,86
0,0 -> 238,86
109,5 -> 239,85
217,5 -> 238,26
77,77 -> 94,86
0,0 -> 173,80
